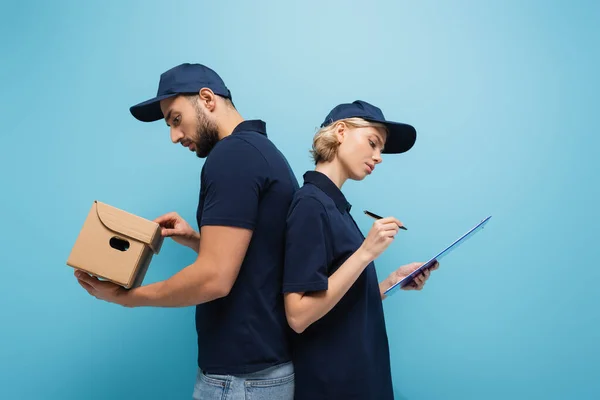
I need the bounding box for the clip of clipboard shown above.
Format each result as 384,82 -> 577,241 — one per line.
384,215 -> 492,297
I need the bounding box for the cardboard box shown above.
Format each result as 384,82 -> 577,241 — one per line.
66,201 -> 164,289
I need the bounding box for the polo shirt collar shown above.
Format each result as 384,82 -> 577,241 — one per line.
231,119 -> 267,136
303,171 -> 352,214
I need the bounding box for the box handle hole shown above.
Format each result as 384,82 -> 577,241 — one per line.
109,237 -> 130,251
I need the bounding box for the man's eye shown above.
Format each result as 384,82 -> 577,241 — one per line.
173,116 -> 181,125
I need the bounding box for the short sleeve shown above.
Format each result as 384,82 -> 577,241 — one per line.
283,196 -> 331,293
200,138 -> 268,230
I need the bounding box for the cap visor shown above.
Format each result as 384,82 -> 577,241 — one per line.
129,93 -> 178,122
364,118 -> 416,154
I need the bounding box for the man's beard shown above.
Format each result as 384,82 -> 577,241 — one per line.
192,104 -> 220,158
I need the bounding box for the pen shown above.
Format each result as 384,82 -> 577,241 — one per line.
363,210 -> 407,230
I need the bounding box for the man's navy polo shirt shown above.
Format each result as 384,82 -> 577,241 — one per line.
283,171 -> 393,400
195,119 -> 298,374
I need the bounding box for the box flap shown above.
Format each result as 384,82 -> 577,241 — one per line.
95,201 -> 163,254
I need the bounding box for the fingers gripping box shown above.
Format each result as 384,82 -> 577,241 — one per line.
66,201 -> 164,289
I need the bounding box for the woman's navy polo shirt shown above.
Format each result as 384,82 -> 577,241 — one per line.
195,120 -> 298,375
283,171 -> 394,400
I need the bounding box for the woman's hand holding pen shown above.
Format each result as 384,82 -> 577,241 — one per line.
358,216 -> 404,263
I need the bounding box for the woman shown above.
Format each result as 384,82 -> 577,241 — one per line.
283,100 -> 439,399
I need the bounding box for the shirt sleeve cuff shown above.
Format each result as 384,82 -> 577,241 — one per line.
282,280 -> 328,293
200,217 -> 255,230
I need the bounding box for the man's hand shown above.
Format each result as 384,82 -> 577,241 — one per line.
154,212 -> 200,252
74,270 -> 132,307
380,261 -> 440,299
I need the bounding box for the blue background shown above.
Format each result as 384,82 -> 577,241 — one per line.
1,1 -> 598,398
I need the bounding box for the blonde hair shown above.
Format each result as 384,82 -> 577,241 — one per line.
310,118 -> 388,164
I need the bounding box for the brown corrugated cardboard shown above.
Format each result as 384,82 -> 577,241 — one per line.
66,201 -> 164,289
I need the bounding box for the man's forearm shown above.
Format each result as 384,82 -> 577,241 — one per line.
124,260 -> 224,307
184,232 -> 201,253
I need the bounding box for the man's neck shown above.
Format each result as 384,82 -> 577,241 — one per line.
217,109 -> 245,140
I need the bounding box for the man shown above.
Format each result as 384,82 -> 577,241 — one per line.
74,63 -> 298,399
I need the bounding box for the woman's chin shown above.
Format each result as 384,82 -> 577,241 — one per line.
349,170 -> 369,181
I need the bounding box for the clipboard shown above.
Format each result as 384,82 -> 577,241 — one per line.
384,215 -> 492,297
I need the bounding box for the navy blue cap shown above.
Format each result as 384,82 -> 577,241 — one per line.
321,100 -> 416,154
130,63 -> 231,122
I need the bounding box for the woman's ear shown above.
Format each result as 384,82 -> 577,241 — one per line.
335,122 -> 346,145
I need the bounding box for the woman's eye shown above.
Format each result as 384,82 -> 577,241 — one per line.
369,140 -> 376,148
